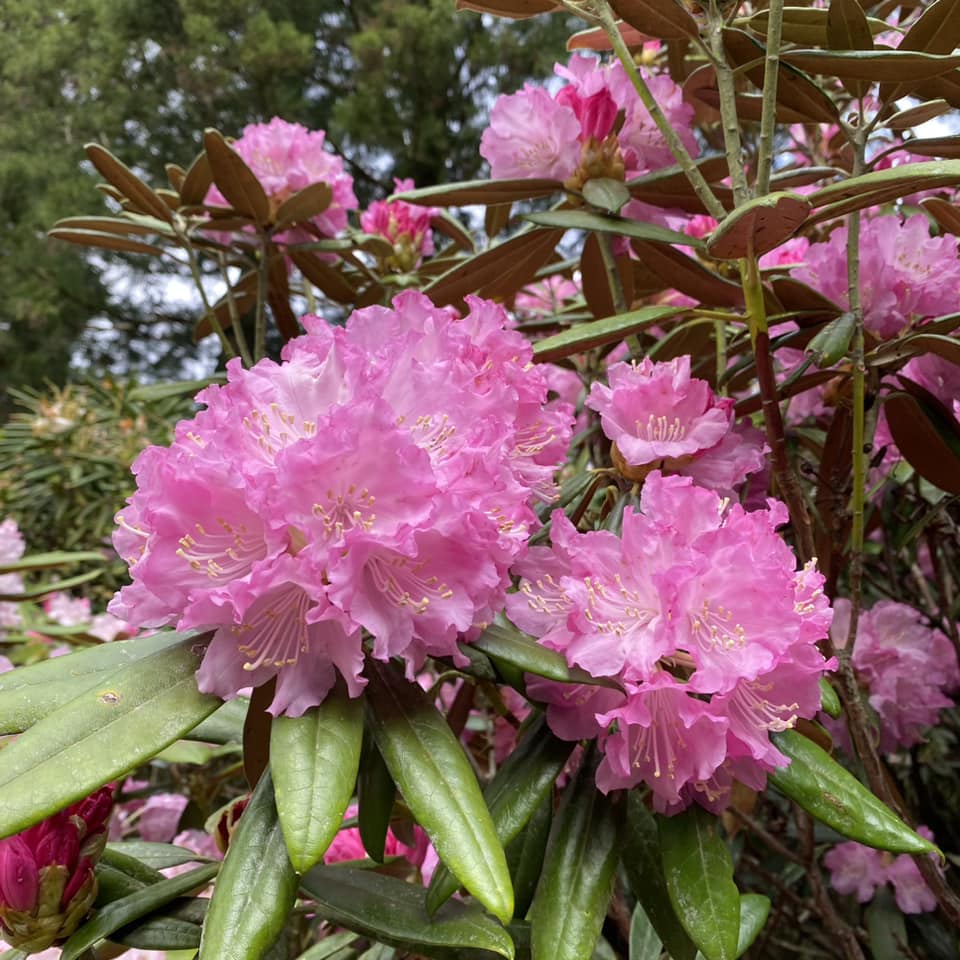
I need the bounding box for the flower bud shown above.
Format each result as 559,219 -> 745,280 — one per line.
0,786 -> 113,951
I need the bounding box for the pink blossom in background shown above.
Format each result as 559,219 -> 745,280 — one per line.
205,117 -> 358,243
0,518 -> 25,632
481,55 -> 696,183
830,599 -> 960,751
514,276 -> 581,319
824,827 -> 939,914
507,472 -> 834,813
586,356 -> 766,495
43,592 -> 91,626
360,178 -> 436,270
110,292 -> 573,716
794,214 -> 960,340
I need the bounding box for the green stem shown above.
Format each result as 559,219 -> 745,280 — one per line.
593,1 -> 727,221
596,232 -> 628,315
186,247 -> 235,360
714,318 -> 727,393
254,235 -> 270,362
755,0 -> 784,195
218,252 -> 253,367
707,3 -> 749,205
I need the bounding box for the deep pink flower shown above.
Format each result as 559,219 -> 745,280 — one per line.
360,178 -> 436,270
586,356 -> 766,494
205,117 -> 358,243
111,292 -> 572,716
794,214 -> 960,339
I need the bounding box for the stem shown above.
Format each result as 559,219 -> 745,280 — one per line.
254,235 -> 270,362
755,0 -> 784,195
186,248 -> 235,360
596,232 -> 628,314
218,253 -> 253,367
707,3 -> 749,205
593,1 -> 728,220
714,318 -> 728,393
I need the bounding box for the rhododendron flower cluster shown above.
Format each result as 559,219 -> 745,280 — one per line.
480,54 -> 696,185
205,117 -> 358,242
830,598 -> 960,751
793,214 -> 960,340
110,292 -> 573,716
587,356 -> 766,495
0,518 -> 25,632
507,472 -> 834,813
823,828 -> 939,914
360,178 -> 436,272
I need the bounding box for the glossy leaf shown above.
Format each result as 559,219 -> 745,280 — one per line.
865,887 -> 910,960
203,128 -> 271,224
107,841 -> 216,870
365,659 -> 514,924
48,228 -> 168,257
610,0 -> 700,40
471,623 -> 622,689
85,143 -> 174,222
188,697 -> 248,744
271,686 -> 364,872
781,48 -> 960,82
507,796 -> 553,920
769,730 -> 937,853
622,793 -> 697,960
629,904 -> 663,960
804,312 -> 855,367
60,863 -> 219,960
743,6 -> 887,46
301,865 -> 515,958
885,390 -> 960,493
179,150 -> 213,205
732,894 -> 770,958
529,752 -> 623,960
631,240 -> 745,307
886,98 -> 952,129
51,215 -> 176,238
524,208 -> 695,247
200,772 -> 299,960
112,901 -> 207,952
533,305 -> 682,362
0,636 -> 220,839
127,376 -> 225,402
827,0 -> 873,98
427,715 -> 574,911
705,192 -> 810,260
819,679 -> 842,719
659,807 -> 740,960
582,177 -> 631,214
275,182 -> 333,229
358,727 -> 397,862
395,177 -> 560,206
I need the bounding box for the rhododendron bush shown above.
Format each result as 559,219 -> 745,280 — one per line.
3,0 -> 960,957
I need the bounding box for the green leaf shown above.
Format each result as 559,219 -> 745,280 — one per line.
187,697 -> 248,743
524,209 -> 695,247
395,177 -> 560,206
106,841 -> 215,870
113,901 -> 207,952
60,862 -> 219,960
769,729 -> 937,853
295,931 -> 359,959
203,128 -> 271,224
804,312 -> 855,367
300,865 -> 515,959
734,894 -> 770,958
705,192 -> 810,260
0,567 -> 103,602
427,714 -> 574,912
271,686 -> 364,872
659,807 -> 740,960
507,796 -> 553,919
470,623 -> 622,689
629,904 -> 663,960
582,178 -> 631,214
0,550 -> 104,574
357,727 -> 397,862
819,679 -> 842,719
529,751 -> 623,960
532,306 -> 684,362
127,376 -> 226,402
0,637 -> 221,839
865,887 -> 910,960
365,660 -> 513,924
200,771 -> 299,960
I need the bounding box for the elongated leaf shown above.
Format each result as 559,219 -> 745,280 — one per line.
884,390 -> 960,495
810,159 -> 960,210
0,637 -> 220,839
470,624 -> 621,688
203,129 -> 271,224
610,0 -> 700,39
622,794 -> 697,960
882,0 -> 960,100
866,887 -> 910,960
200,772 -> 299,959
113,903 -> 206,951
180,150 -> 214,206
507,796 -> 553,919
0,565 -> 103,601
660,807 -> 740,960
357,728 -> 396,862
127,376 -> 226,403
533,306 -> 682,362
52,215 -> 176,238
275,182 -> 333,229
60,863 -> 219,960
107,841 -> 215,870
743,6 -> 888,46
289,250 -> 358,303
734,894 -> 770,958
886,98 -> 952,130
828,0 -> 873,97
395,178 -> 560,206
626,156 -> 732,214
427,715 -> 574,911
271,686 -> 364,872
525,209 -> 695,247
819,679 -> 842,719
188,697 -> 248,744
0,550 -> 105,574
781,48 -> 960,82
295,931 -> 359,959
705,193 -> 810,260
49,228 -> 168,257
365,660 -> 513,924
631,240 -> 745,307
769,730 -> 936,853
529,751 -> 623,960
629,905 -> 663,960
805,312 -> 855,367
85,143 -> 174,222
301,865 -> 515,958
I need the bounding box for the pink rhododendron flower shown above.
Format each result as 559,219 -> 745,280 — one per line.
0,518 -> 24,632
794,214 -> 960,340
360,178 -> 436,271
481,55 -> 695,184
43,592 -> 91,626
586,356 -> 766,494
110,292 -> 572,716
205,117 -> 358,243
507,472 -> 834,813
514,276 -> 581,319
824,827 -> 939,914
830,599 -> 960,751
